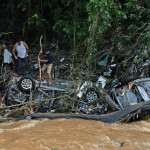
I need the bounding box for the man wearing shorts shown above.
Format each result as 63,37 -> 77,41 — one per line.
38,48 -> 53,86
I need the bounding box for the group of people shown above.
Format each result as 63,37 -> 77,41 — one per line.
12,38 -> 53,86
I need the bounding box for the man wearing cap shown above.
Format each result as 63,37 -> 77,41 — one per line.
38,48 -> 53,86
12,38 -> 32,76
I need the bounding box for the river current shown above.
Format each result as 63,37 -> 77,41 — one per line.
0,118 -> 150,150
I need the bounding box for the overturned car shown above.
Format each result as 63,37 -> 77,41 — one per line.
4,75 -> 74,112
76,76 -> 150,115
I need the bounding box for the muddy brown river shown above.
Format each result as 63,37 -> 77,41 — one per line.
0,118 -> 150,150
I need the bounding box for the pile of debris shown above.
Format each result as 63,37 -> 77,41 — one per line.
0,70 -> 150,123
0,40 -> 150,123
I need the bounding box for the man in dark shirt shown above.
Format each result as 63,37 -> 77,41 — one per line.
38,48 -> 53,85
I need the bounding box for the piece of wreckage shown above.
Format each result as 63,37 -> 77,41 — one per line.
1,73 -> 150,123
30,76 -> 150,123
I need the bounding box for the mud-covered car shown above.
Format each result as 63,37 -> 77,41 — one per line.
5,75 -> 73,111
81,76 -> 150,114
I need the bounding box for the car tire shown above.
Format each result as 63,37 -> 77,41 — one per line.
18,76 -> 36,93
85,88 -> 100,103
120,76 -> 135,86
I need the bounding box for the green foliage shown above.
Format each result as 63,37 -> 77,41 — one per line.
28,13 -> 48,30
43,0 -> 52,8
7,0 -> 15,13
85,0 -> 124,65
17,0 -> 30,11
85,0 -> 150,66
3,0 -> 150,66
51,0 -> 89,49
133,51 -> 148,63
140,24 -> 150,49
122,59 -> 128,67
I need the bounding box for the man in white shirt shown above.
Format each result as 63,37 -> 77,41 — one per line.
13,38 -> 32,76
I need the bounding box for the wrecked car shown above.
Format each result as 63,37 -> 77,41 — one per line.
4,75 -> 74,112
79,76 -> 150,115
110,77 -> 150,108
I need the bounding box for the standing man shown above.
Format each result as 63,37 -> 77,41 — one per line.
12,38 -> 32,76
38,48 -> 53,86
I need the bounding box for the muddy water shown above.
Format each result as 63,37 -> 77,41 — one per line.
0,119 -> 150,150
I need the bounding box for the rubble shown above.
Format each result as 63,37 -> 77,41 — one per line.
0,43 -> 150,123
0,67 -> 150,123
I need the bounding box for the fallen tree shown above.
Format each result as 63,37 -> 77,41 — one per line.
30,101 -> 150,123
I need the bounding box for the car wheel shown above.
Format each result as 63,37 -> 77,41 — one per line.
120,76 -> 135,86
18,76 -> 36,93
85,88 -> 100,103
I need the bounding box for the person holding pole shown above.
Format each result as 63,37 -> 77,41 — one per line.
38,48 -> 53,86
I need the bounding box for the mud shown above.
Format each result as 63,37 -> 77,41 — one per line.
0,119 -> 150,150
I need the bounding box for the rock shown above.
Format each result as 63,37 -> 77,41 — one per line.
26,116 -> 32,120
